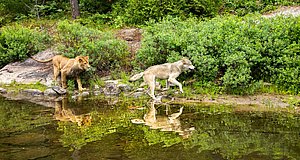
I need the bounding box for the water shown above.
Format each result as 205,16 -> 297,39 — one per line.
0,95 -> 299,160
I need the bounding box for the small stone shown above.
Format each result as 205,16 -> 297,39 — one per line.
136,88 -> 144,92
118,84 -> 132,92
0,87 -> 7,94
52,86 -> 67,95
94,90 -> 101,95
132,92 -> 145,98
94,84 -> 100,89
80,91 -> 89,97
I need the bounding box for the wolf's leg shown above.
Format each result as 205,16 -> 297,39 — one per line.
168,78 -> 183,93
162,80 -> 169,91
144,74 -> 156,99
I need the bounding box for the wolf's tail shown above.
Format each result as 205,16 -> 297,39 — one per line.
30,56 -> 53,63
129,72 -> 144,81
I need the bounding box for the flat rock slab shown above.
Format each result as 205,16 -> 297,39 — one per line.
0,49 -> 55,86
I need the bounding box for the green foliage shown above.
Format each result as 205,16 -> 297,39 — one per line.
110,0 -> 298,26
136,15 -> 300,94
0,25 -> 51,68
184,105 -> 300,159
55,20 -> 130,75
0,96 -> 51,135
0,81 -> 48,92
224,0 -> 297,16
111,0 -> 222,26
0,0 -> 298,26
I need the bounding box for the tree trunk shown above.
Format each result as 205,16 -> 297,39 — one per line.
70,0 -> 80,19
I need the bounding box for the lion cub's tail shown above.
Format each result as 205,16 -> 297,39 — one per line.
30,56 -> 53,63
129,72 -> 144,81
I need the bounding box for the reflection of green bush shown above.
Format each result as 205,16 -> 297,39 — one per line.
183,106 -> 300,159
135,15 -> 300,94
0,96 -> 52,135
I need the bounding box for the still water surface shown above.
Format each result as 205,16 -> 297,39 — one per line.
0,95 -> 299,160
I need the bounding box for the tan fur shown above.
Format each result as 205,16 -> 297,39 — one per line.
31,55 -> 90,91
130,57 -> 195,100
131,102 -> 194,138
54,98 -> 92,126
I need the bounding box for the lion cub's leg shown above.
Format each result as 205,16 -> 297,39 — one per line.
76,76 -> 84,92
53,66 -> 60,86
60,70 -> 68,89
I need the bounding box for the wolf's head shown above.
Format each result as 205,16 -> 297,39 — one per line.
181,57 -> 195,70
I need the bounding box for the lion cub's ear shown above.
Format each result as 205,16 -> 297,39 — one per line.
78,58 -> 84,63
84,56 -> 89,62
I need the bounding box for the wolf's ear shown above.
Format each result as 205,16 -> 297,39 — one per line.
181,57 -> 188,62
85,56 -> 89,60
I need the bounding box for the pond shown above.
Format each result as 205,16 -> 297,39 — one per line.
0,95 -> 299,160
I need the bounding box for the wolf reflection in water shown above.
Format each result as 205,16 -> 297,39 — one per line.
131,102 -> 195,139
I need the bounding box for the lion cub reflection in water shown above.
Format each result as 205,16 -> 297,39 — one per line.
131,102 -> 194,138
54,97 -> 92,126
31,55 -> 90,91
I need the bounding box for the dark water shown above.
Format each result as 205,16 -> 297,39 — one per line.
0,95 -> 299,160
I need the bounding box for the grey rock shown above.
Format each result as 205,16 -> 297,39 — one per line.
52,86 -> 67,95
0,88 -> 7,94
0,49 -> 55,86
103,82 -> 121,96
118,84 -> 132,92
21,89 -> 43,96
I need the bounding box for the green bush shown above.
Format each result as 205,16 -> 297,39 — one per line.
110,0 -> 298,26
135,15 -> 300,94
0,25 -> 51,68
111,0 -> 222,26
55,20 -> 130,75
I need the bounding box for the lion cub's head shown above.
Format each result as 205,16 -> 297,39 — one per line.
75,56 -> 90,71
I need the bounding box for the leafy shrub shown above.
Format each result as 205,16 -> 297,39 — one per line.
135,15 -> 300,94
111,0 -> 222,26
55,20 -> 130,75
110,0 -> 297,26
0,25 -> 51,68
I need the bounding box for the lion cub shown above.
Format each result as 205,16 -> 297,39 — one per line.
31,55 -> 90,91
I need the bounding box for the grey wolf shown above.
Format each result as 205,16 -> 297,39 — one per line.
130,57 -> 195,100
